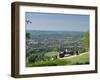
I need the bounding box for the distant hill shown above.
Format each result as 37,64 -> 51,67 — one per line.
26,30 -> 84,39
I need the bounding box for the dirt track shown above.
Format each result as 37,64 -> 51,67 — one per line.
59,52 -> 87,59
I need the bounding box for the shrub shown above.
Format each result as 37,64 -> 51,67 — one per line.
28,54 -> 37,63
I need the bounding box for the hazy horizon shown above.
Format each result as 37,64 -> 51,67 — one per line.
26,29 -> 88,32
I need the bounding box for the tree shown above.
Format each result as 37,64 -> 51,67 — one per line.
28,54 -> 37,63
26,20 -> 32,24
26,33 -> 30,39
83,32 -> 89,51
26,19 -> 32,39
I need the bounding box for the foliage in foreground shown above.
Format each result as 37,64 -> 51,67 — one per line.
26,52 -> 89,67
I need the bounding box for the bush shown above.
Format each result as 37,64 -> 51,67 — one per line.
27,59 -> 71,67
28,54 -> 37,63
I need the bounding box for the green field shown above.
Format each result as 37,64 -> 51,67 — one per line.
45,51 -> 58,57
26,52 -> 89,67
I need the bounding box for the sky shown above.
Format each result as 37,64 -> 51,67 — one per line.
25,12 -> 89,32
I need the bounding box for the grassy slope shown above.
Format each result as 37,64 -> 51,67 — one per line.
65,52 -> 89,65
26,52 -> 89,67
45,51 -> 58,57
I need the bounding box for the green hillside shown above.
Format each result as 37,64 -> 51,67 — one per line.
45,51 -> 58,57
26,52 -> 89,67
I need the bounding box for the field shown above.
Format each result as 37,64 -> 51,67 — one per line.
26,52 -> 89,67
